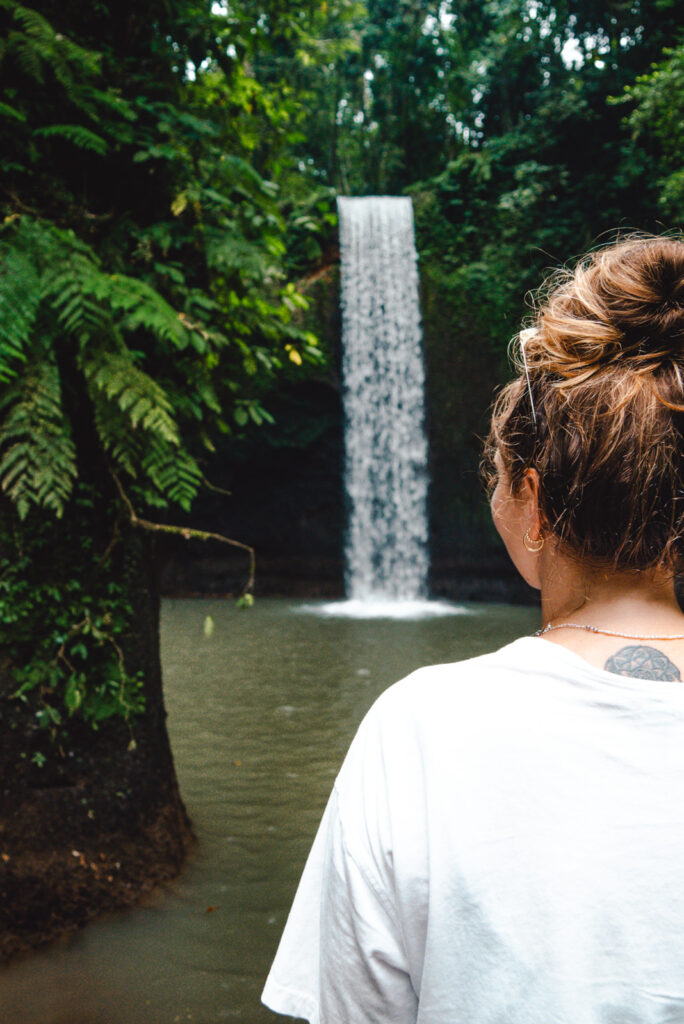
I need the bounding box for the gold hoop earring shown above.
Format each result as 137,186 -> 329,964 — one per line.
523,527 -> 544,553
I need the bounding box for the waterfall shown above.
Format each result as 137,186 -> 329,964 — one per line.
337,196 -> 429,602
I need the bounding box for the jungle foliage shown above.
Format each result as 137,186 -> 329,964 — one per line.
294,0 -> 683,297
283,0 -> 684,555
1,0 -> 683,740
0,0 -> 350,739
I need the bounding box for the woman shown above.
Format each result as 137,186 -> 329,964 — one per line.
262,236 -> 684,1023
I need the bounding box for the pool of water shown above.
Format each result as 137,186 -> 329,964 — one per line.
0,598 -> 539,1024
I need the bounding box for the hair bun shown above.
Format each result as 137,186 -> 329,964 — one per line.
521,236 -> 684,382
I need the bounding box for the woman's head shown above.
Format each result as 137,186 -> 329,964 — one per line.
484,235 -> 684,574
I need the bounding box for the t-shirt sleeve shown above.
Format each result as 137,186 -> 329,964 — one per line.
261,701 -> 418,1024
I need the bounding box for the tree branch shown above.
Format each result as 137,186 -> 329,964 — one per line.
110,472 -> 255,596
201,475 -> 232,499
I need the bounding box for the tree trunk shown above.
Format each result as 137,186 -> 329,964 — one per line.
0,499 -> 194,962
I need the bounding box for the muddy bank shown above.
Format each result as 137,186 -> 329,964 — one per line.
0,696 -> 194,963
0,525 -> 194,964
0,799 -> 193,963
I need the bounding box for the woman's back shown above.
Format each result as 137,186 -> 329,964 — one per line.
263,235 -> 684,1023
265,637 -> 684,1023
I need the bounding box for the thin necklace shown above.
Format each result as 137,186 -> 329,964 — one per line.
536,622 -> 684,641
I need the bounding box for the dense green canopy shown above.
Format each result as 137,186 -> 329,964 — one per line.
0,0 -> 681,881
0,0 -> 335,733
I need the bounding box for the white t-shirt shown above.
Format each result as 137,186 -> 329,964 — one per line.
262,636 -> 684,1023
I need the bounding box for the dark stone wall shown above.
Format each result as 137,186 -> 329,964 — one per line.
162,267 -> 346,598
419,262 -> 535,602
162,259 -> 536,605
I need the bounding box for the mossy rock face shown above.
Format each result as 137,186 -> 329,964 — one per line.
162,264 -> 347,598
162,254 -> 530,601
420,266 -> 535,600
320,247 -> 514,561
291,255 -> 510,569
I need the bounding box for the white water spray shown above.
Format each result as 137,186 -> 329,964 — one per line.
337,196 -> 429,602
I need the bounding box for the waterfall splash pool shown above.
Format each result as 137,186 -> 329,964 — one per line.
0,598 -> 538,1024
297,599 -> 467,619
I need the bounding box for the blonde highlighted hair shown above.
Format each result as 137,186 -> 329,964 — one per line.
484,235 -> 684,571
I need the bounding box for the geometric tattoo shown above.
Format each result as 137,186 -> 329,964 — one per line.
604,645 -> 681,681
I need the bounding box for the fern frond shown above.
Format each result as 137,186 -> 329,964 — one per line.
81,85 -> 136,120
204,225 -> 275,279
34,123 -> 108,155
10,4 -> 60,48
92,398 -> 145,478
0,243 -> 41,380
0,100 -> 26,122
6,27 -> 44,82
83,350 -> 180,446
166,107 -> 218,138
87,273 -> 190,348
93,391 -> 201,510
141,435 -> 202,511
41,247 -> 109,340
8,2 -> 100,86
0,356 -> 77,518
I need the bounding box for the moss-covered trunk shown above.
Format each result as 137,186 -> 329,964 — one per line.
0,491 -> 193,961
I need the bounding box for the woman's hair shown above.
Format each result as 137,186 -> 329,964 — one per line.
483,234 -> 684,572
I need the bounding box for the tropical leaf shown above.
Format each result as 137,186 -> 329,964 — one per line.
91,397 -> 145,478
0,101 -> 26,121
0,243 -> 40,380
0,355 -> 77,518
41,247 -> 109,340
4,1 -> 100,91
83,350 -> 181,445
34,123 -> 108,155
87,273 -> 190,349
140,435 -> 202,511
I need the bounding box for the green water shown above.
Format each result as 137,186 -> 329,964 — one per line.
0,598 -> 538,1024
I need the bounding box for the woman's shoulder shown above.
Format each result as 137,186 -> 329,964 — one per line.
344,638 -> 535,767
334,637 -> 566,838
372,635 -> 548,716
358,634 -> 623,761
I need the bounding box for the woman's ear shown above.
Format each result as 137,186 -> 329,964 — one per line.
519,468 -> 543,536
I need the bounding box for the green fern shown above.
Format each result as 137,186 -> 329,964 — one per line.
34,123 -> 108,155
41,247 -> 109,341
4,1 -> 100,90
0,100 -> 26,121
87,273 -> 191,349
91,397 -> 145,478
0,242 -> 40,380
204,225 -> 277,279
0,355 -> 77,518
141,435 -> 202,511
0,217 -> 211,516
92,388 -> 202,513
83,350 -> 181,445
5,27 -> 44,82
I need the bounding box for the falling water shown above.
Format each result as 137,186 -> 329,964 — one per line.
337,196 -> 429,603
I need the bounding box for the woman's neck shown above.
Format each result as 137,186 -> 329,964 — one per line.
537,555 -> 684,679
539,549 -> 682,635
